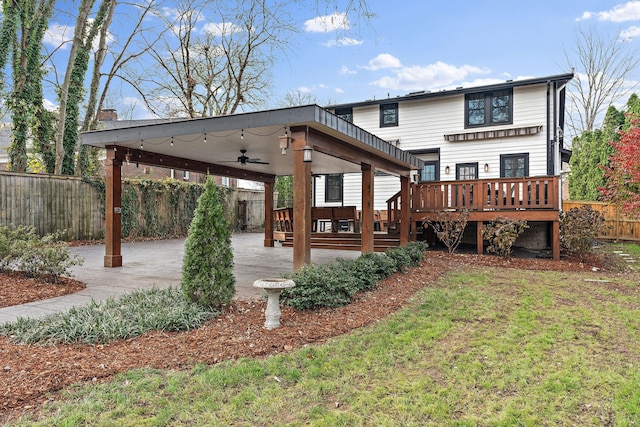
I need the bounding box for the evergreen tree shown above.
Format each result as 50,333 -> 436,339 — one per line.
569,105 -> 624,200
181,177 -> 235,307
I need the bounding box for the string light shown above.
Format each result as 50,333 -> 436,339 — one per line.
140,140 -> 144,150
170,137 -> 174,147
241,129 -> 244,139
203,132 -> 207,144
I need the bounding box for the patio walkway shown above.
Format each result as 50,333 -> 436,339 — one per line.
0,233 -> 359,323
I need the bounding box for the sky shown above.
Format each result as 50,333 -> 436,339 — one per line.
25,0 -> 640,119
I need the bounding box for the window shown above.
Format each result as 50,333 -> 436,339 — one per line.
419,161 -> 440,182
324,174 -> 343,203
465,89 -> 512,128
335,107 -> 353,123
500,153 -> 529,178
380,103 -> 398,127
456,163 -> 478,180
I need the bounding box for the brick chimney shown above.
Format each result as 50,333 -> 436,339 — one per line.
98,109 -> 118,121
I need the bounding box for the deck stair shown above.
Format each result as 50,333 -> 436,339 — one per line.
276,232 -> 400,252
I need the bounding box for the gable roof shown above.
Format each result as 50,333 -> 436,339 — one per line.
328,72 -> 574,110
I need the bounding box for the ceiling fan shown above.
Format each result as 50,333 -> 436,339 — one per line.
229,149 -> 269,165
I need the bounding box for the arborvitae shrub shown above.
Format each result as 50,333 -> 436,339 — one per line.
181,177 -> 235,308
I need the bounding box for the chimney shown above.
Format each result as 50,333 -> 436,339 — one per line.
98,109 -> 118,121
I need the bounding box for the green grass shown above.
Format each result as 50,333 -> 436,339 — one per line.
10,259 -> 640,426
604,242 -> 640,271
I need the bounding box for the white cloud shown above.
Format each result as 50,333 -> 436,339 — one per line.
340,65 -> 357,75
297,86 -> 312,94
370,61 -> 491,91
323,37 -> 363,47
335,87 -> 344,94
201,22 -> 244,36
304,12 -> 349,33
363,53 -> 402,71
621,25 -> 640,39
43,23 -> 73,49
578,1 -> 640,22
43,98 -> 58,112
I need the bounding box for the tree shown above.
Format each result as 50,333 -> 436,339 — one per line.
569,105 -> 623,200
564,25 -> 639,136
599,115 -> 640,219
181,177 -> 235,308
0,0 -> 55,172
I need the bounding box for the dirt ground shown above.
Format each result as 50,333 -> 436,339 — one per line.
0,249 -> 626,424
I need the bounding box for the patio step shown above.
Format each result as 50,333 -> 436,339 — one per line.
277,232 -> 401,252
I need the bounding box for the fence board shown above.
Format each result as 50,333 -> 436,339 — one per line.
563,200 -> 640,242
0,172 -> 266,240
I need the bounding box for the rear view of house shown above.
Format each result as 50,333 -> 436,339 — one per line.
323,72 -> 573,256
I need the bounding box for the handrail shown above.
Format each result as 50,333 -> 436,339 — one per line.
411,176 -> 560,212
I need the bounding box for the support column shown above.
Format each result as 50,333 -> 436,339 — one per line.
477,221 -> 484,255
552,220 -> 560,260
104,146 -> 122,267
400,175 -> 411,245
292,129 -> 312,270
264,180 -> 275,247
361,163 -> 374,253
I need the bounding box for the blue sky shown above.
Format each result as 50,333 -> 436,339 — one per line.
32,1 -> 640,118
273,0 -> 640,106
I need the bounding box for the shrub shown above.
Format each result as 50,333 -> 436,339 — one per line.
0,287 -> 219,345
482,217 -> 529,257
0,225 -> 83,282
560,206 -> 605,256
281,242 -> 427,310
427,210 -> 469,254
181,177 -> 235,308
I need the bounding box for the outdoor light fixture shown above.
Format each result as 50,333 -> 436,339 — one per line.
170,137 -> 174,147
125,151 -> 132,165
484,163 -> 489,172
279,134 -> 291,155
413,173 -> 419,183
241,129 -> 244,139
203,132 -> 207,144
445,165 -> 450,174
140,140 -> 144,150
303,144 -> 313,162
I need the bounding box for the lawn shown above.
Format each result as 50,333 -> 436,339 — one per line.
10,244 -> 640,426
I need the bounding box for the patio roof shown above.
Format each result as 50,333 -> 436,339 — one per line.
81,104 -> 424,181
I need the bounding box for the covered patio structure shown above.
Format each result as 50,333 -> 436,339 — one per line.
80,105 -> 423,270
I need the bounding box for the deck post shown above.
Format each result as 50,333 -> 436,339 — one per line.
477,221 -> 484,255
400,175 -> 410,245
292,128 -> 312,270
552,220 -> 560,260
264,180 -> 274,247
361,163 -> 374,253
104,146 -> 123,267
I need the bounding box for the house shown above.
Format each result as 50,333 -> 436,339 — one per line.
322,72 -> 574,252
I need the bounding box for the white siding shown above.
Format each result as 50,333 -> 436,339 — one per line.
350,84 -> 552,181
314,173 -> 400,211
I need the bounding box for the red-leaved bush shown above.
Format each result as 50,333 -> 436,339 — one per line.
599,116 -> 640,219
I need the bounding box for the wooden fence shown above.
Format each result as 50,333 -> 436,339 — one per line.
563,200 -> 640,242
0,172 -> 266,240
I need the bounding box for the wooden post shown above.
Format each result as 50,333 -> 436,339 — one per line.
104,146 -> 122,267
400,175 -> 410,245
552,220 -> 560,261
292,129 -> 311,270
477,221 -> 484,255
264,180 -> 275,247
361,163 -> 374,253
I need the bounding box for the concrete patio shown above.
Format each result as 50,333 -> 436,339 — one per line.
0,233 -> 360,323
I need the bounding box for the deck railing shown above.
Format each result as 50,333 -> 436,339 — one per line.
385,177 -> 560,218
410,176 -> 560,212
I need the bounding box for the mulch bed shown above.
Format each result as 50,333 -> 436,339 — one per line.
0,249 -> 624,424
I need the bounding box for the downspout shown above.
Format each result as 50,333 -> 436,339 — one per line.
546,81 -> 553,176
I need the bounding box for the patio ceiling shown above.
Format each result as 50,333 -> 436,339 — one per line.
80,105 -> 423,181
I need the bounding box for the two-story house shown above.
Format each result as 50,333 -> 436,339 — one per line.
322,72 -> 573,253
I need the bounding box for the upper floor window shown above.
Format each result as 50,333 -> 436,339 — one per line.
325,174 -> 343,203
500,153 -> 529,178
380,103 -> 398,127
335,107 -> 353,123
465,89 -> 512,128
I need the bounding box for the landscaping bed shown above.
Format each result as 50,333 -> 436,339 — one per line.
0,249 -> 628,424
